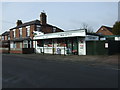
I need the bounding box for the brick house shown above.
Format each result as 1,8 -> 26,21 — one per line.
96,26 -> 113,35
0,31 -> 10,53
9,12 -> 64,54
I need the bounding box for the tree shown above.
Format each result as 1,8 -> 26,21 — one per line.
80,23 -> 94,33
112,21 -> 120,35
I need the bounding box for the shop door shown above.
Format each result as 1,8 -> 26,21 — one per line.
72,40 -> 78,55
66,39 -> 72,55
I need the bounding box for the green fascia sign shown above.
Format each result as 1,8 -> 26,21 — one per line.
102,35 -> 120,38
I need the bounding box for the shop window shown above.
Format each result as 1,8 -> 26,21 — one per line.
37,41 -> 43,47
57,39 -> 65,47
44,40 -> 52,47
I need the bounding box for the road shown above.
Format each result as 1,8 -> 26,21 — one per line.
2,54 -> 118,88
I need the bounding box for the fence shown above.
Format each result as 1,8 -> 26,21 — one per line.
86,41 -> 120,55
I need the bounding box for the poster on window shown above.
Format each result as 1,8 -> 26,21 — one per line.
80,44 -> 84,49
105,43 -> 108,48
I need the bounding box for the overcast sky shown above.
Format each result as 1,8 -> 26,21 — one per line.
0,2 -> 118,34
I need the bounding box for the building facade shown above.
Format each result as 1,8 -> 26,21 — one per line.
9,12 -> 64,54
1,12 -> 119,55
33,29 -> 100,55
96,26 -> 113,35
96,26 -> 120,41
0,31 -> 10,53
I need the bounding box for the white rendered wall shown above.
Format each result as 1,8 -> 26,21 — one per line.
78,38 -> 86,55
35,47 -> 67,55
34,40 -> 67,55
115,37 -> 120,41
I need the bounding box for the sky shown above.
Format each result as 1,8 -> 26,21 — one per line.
0,2 -> 119,34
118,1 -> 120,21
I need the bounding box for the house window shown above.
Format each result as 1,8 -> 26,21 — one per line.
1,36 -> 4,40
57,39 -> 65,47
53,27 -> 56,32
12,31 -> 14,38
8,36 -> 10,40
13,42 -> 16,48
13,29 -> 16,38
19,28 -> 22,38
26,26 -> 30,36
36,25 -> 41,31
10,42 -> 14,48
23,40 -> 28,48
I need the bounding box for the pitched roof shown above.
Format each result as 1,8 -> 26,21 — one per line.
10,19 -> 41,30
101,25 -> 113,32
10,19 -> 62,31
2,31 -> 10,36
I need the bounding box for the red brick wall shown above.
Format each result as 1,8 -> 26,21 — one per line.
41,26 -> 52,34
96,27 -> 113,35
22,27 -> 27,38
10,30 -> 14,40
16,29 -> 19,38
0,50 -> 9,53
41,25 -> 63,34
10,50 -> 22,54
30,25 -> 35,39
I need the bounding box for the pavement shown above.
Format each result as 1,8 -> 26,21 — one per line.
2,54 -> 119,88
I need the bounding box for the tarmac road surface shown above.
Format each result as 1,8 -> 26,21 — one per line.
2,54 -> 118,88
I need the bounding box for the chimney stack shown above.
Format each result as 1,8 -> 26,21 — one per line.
16,20 -> 22,26
40,11 -> 47,25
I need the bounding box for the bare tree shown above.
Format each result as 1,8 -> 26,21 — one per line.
80,23 -> 94,33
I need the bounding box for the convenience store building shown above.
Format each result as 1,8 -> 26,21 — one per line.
33,29 -> 99,55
